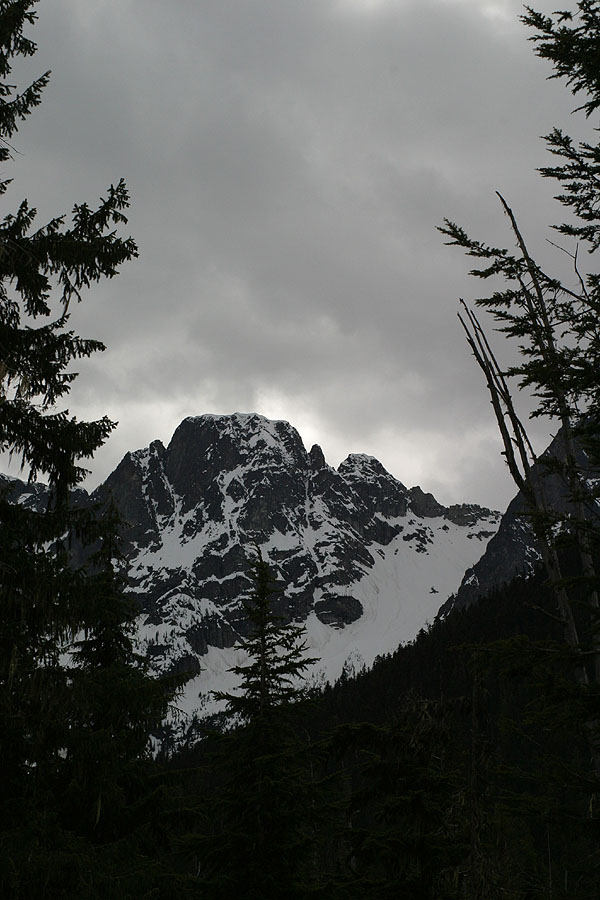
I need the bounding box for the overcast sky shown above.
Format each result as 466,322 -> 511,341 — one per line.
6,0 -> 592,509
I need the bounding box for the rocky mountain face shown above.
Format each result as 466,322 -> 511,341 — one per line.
96,413 -> 501,722
441,490 -> 539,615
445,429 -> 600,614
3,413 -> 502,728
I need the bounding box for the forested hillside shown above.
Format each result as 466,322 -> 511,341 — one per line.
166,564 -> 597,897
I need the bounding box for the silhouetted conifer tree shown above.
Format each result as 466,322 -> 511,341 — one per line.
0,4 -> 182,895
440,0 -> 600,810
193,550 -> 329,899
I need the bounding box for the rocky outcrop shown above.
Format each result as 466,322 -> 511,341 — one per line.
2,413 -> 502,725
89,414 -> 498,669
447,429 -> 600,613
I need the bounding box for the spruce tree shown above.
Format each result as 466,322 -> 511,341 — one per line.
217,548 -> 317,719
196,550 -> 322,899
0,3 -> 181,895
439,1 -> 600,887
439,0 -> 600,694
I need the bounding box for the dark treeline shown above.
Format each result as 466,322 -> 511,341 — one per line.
163,563 -> 599,898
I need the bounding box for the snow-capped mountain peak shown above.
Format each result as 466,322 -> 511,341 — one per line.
1,412 -> 502,732
90,413 -> 501,725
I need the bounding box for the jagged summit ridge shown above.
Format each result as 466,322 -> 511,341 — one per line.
1,413 -> 502,729
86,413 -> 501,724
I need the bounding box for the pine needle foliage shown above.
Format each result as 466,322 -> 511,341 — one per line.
438,0 -> 600,683
0,4 -> 182,895
215,548 -> 317,721
194,551 -> 326,899
439,1 -> 600,888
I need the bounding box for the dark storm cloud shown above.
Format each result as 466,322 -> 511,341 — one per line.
5,0 -> 582,507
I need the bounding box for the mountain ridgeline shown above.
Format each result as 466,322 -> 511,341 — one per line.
4,413 -> 504,724
101,413 -> 505,722
12,412 -> 591,732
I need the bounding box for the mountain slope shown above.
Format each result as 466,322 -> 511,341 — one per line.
1,412 -> 501,728
93,413 -> 499,724
447,428 -> 600,613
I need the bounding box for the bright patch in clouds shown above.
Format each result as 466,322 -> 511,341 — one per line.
12,0 -> 574,513
337,0 -> 401,12
342,0 -> 516,19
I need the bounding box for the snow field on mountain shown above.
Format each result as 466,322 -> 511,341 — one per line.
160,513 -> 498,726
304,515 -> 497,683
89,413 -> 502,735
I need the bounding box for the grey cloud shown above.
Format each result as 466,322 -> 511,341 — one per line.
5,0 -> 584,509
